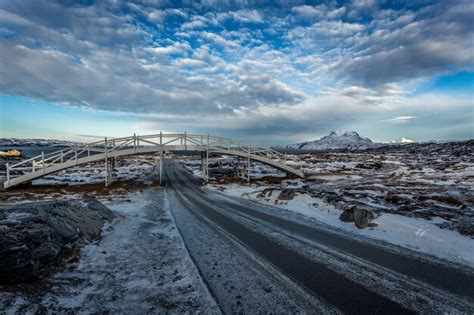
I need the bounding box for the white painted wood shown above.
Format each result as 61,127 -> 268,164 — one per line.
3,133 -> 304,188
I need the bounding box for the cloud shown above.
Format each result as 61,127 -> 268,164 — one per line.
173,58 -> 207,67
350,0 -> 377,10
291,5 -> 326,18
289,20 -> 365,38
383,116 -> 416,123
0,40 -> 303,116
333,1 -> 474,87
0,0 -> 473,142
327,7 -> 346,19
228,10 -> 264,23
148,8 -> 188,23
144,41 -> 191,56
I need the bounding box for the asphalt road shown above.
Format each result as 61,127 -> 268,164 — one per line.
164,160 -> 474,314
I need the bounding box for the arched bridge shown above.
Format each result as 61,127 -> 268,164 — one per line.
4,133 -> 304,189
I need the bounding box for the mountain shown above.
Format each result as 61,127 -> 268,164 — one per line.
283,131 -> 378,151
0,138 -> 78,147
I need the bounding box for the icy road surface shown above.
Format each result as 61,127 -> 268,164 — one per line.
164,160 -> 474,313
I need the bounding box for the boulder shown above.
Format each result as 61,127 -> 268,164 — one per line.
0,199 -> 114,284
354,208 -> 375,229
339,207 -> 354,222
278,189 -> 298,200
339,207 -> 375,229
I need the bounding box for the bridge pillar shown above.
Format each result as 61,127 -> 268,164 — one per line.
133,133 -> 137,154
42,151 -> 45,174
237,157 -> 244,180
247,146 -> 251,183
104,137 -> 117,187
6,163 -> 10,187
206,134 -> 209,181
159,150 -> 163,185
105,157 -> 115,187
200,151 -> 208,182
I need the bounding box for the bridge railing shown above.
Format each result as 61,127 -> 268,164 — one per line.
5,133 -> 303,186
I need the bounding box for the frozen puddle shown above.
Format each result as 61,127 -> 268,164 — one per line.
0,188 -> 219,314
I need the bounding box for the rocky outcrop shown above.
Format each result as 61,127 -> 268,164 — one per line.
0,199 -> 114,284
339,207 -> 376,229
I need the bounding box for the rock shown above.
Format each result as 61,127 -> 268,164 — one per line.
355,162 -> 383,170
354,208 -> 375,229
457,222 -> 474,237
385,193 -> 406,204
339,207 -> 354,222
278,189 -> 298,200
0,199 -> 114,284
339,207 -> 375,229
257,188 -> 274,198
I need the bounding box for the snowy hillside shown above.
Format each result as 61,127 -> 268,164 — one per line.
0,138 -> 78,147
284,131 -> 377,151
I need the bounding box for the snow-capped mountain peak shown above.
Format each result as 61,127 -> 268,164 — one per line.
326,130 -> 364,139
284,131 -> 377,151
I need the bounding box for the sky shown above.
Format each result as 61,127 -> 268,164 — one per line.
0,0 -> 473,145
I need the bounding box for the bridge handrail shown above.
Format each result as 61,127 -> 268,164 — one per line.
5,133 -> 302,185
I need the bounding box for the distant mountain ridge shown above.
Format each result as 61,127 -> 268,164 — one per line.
0,138 -> 78,147
283,131 -> 378,151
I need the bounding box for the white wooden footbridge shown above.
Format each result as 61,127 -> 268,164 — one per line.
4,133 -> 304,189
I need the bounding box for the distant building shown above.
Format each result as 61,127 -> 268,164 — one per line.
0,149 -> 22,157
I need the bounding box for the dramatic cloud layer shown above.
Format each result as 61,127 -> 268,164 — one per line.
0,0 -> 473,142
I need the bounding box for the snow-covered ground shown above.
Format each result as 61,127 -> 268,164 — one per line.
0,138 -> 78,147
0,189 -> 219,313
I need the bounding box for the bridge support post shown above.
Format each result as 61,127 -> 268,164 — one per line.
159,132 -> 163,185
6,163 -> 10,187
105,158 -> 116,187
247,146 -> 251,183
42,151 -> 45,174
105,137 -> 109,187
200,151 -> 208,181
206,134 -> 209,181
159,150 -> 163,185
200,151 -> 203,174
237,157 -> 242,179
133,133 -> 137,154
